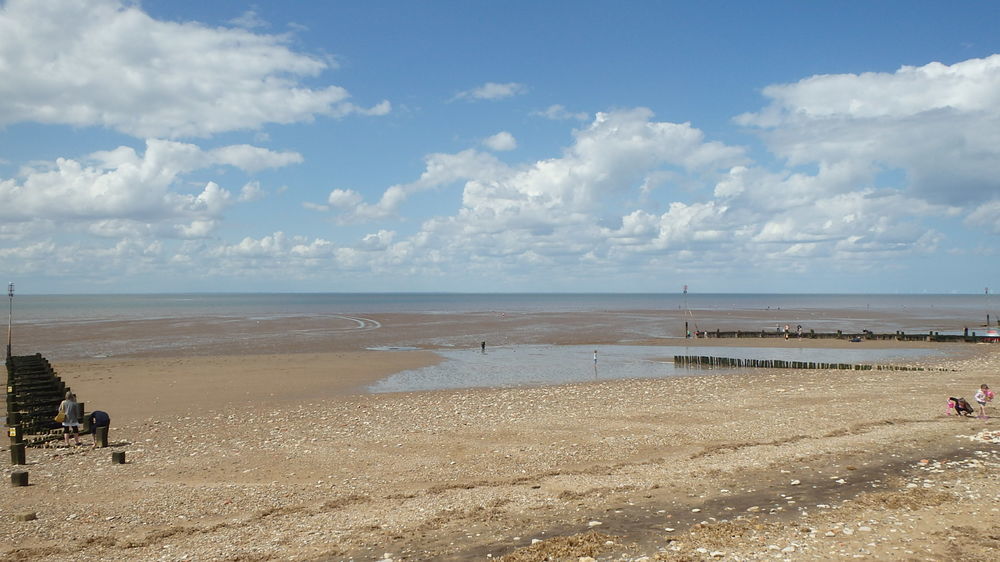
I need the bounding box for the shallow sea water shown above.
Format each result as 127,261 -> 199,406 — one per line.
368,344 -> 946,393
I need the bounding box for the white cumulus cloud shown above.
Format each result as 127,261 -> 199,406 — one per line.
0,140 -> 298,238
483,131 -> 517,151
0,0 -> 390,138
738,54 -> 1000,207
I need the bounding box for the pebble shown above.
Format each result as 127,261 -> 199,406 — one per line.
4,354 -> 996,561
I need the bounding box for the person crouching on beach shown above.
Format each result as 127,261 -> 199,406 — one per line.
974,384 -> 993,419
949,397 -> 974,417
59,391 -> 82,447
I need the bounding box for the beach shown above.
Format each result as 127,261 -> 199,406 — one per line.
2,306 -> 998,560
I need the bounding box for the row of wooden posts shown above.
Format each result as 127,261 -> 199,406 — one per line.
688,328 -> 998,343
673,355 -> 947,372
11,448 -> 125,489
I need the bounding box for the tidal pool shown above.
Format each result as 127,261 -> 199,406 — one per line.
368,344 -> 946,393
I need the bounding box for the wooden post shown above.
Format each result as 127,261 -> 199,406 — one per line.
11,470 -> 28,487
10,442 -> 25,465
95,426 -> 109,448
111,451 -> 126,464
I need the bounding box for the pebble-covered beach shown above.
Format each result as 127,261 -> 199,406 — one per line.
2,338 -> 997,561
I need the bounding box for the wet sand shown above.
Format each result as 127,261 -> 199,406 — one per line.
2,310 -> 998,560
10,306 -> 989,361
56,351 -> 443,424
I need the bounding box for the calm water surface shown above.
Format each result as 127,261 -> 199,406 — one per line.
368,344 -> 947,393
11,292 -> 997,322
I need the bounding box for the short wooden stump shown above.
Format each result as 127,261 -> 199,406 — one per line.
10,442 -> 26,465
11,470 -> 28,487
111,451 -> 126,464
95,426 -> 109,448
15,512 -> 37,522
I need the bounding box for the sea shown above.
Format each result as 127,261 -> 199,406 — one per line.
9,292 -> 998,324
6,293 -> 993,392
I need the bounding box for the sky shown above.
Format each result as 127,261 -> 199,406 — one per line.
2,0 -> 1000,295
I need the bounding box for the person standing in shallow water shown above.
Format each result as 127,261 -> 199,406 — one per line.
58,391 -> 82,447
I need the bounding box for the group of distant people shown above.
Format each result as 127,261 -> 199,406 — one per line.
57,391 -> 110,447
948,384 -> 993,419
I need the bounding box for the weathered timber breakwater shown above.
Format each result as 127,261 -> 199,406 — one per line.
5,354 -> 85,447
692,328 -> 997,343
673,355 -> 950,371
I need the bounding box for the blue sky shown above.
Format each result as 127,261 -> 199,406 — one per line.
2,0 -> 1000,294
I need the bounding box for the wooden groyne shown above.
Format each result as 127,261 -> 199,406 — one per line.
673,355 -> 949,372
5,353 -> 84,446
689,329 -> 998,343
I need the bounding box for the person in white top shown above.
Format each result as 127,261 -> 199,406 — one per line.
974,383 -> 993,419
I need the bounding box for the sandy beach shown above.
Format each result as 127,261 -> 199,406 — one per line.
2,309 -> 998,560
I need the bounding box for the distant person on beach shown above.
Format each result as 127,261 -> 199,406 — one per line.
481,341 -> 486,353
593,350 -> 598,364
974,384 -> 993,418
58,391 -> 82,447
949,397 -> 974,417
88,410 -> 111,447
